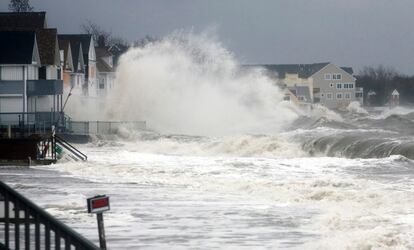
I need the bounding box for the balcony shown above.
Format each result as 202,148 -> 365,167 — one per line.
27,79 -> 63,96
0,80 -> 24,95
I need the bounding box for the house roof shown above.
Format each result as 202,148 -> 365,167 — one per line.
58,34 -> 92,63
96,58 -> 113,72
36,28 -> 59,66
58,36 -> 84,73
0,12 -> 46,30
257,63 -> 330,79
95,47 -> 112,58
95,47 -> 114,72
0,31 -> 36,64
0,12 -> 59,66
392,89 -> 400,96
58,39 -> 72,69
340,67 -> 354,75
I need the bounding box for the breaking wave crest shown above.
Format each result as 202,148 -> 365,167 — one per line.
302,134 -> 414,160
106,30 -> 298,136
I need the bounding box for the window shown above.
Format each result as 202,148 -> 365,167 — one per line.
283,95 -> 290,101
336,93 -> 343,99
345,93 -> 351,99
298,96 -> 305,101
325,74 -> 331,80
349,83 -> 354,89
356,93 -> 363,98
327,93 -> 333,99
336,83 -> 342,89
332,73 -> 342,80
330,83 -> 334,88
344,83 -> 348,88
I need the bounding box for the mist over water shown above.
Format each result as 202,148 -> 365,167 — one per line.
106,31 -> 298,136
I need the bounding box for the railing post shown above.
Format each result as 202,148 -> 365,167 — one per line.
45,222 -> 51,250
4,192 -> 10,249
55,228 -> 61,250
35,214 -> 40,250
15,200 -> 20,250
25,208 -> 30,249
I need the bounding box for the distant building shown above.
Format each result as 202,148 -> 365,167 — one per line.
58,38 -> 85,96
58,35 -> 97,97
95,47 -> 115,97
390,89 -> 400,107
251,62 -> 360,109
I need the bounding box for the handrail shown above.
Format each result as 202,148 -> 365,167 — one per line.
55,135 -> 87,161
0,181 -> 99,249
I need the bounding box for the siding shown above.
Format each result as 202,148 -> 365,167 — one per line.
312,64 -> 356,109
0,97 -> 23,112
46,66 -> 58,80
1,66 -> 23,80
27,65 -> 38,80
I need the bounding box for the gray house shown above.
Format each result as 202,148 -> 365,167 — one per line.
258,62 -> 361,109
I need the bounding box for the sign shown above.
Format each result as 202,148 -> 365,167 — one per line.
87,195 -> 110,214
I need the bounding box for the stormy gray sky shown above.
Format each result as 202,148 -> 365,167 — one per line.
1,0 -> 414,75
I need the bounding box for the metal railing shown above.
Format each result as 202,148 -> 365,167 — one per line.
0,112 -> 67,138
0,181 -> 99,250
55,135 -> 87,161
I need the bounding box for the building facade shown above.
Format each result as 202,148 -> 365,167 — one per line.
257,62 -> 361,109
0,31 -> 63,125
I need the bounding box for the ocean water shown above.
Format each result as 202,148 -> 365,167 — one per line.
1,107 -> 414,249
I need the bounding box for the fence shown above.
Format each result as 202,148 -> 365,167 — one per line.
66,121 -> 146,135
0,112 -> 66,138
0,181 -> 99,250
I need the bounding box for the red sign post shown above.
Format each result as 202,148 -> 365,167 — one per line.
87,195 -> 110,250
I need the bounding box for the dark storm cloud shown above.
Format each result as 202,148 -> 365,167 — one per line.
1,0 -> 414,74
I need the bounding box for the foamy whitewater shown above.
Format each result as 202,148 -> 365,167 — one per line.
1,32 -> 414,249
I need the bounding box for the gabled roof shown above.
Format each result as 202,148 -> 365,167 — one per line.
58,39 -> 72,70
95,47 -> 114,73
0,31 -> 37,64
255,63 -> 330,79
0,12 -> 46,30
0,12 -> 59,66
95,47 -> 112,58
58,34 -> 93,63
58,36 -> 85,73
340,67 -> 354,75
36,28 -> 59,66
96,58 -> 113,72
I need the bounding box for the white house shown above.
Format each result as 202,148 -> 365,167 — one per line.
95,47 -> 115,97
0,31 -> 63,125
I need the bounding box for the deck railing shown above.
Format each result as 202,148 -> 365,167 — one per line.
0,181 -> 99,250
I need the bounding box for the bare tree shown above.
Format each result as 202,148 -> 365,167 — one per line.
357,65 -> 398,105
81,20 -> 112,47
8,0 -> 34,12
